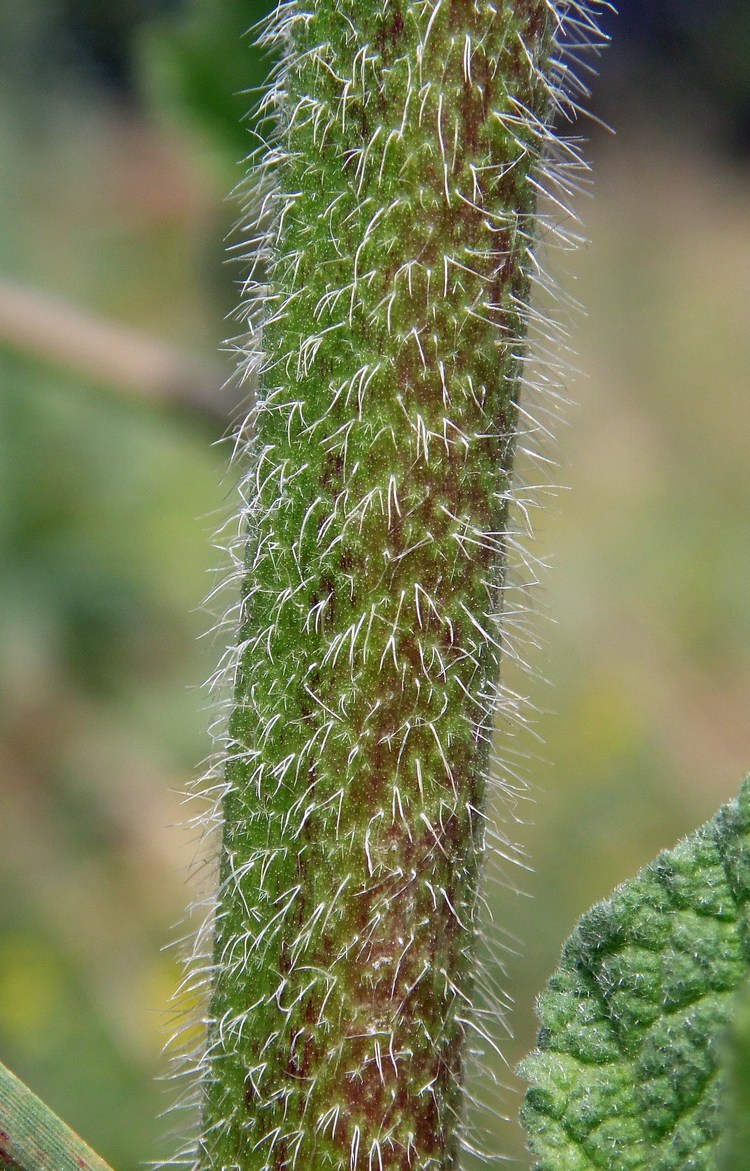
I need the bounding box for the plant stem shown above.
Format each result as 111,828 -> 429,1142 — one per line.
0,278 -> 228,425
196,2 -> 578,1168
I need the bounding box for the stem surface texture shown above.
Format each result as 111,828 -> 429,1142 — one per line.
196,3 -> 581,1169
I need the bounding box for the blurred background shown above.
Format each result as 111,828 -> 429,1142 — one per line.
0,2 -> 749,1167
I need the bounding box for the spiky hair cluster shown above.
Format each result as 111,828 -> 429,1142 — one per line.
176,3 -> 607,1170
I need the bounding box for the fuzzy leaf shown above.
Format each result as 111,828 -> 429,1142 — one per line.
521,776 -> 750,1171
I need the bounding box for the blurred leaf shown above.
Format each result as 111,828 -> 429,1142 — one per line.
521,777 -> 750,1170
139,0 -> 276,175
720,981 -> 750,1171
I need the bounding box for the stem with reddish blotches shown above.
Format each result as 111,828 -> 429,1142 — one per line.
193,3 -> 596,1169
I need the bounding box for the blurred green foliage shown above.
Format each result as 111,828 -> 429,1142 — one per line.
0,1 -> 174,96
0,5 -> 232,1161
0,4 -> 748,1170
721,981 -> 750,1170
604,3 -> 750,155
140,0 -> 275,176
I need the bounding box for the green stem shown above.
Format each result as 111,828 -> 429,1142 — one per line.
0,1059 -> 114,1171
195,3 -> 593,1168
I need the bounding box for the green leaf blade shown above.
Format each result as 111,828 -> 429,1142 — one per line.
0,1058 -> 114,1171
521,777 -> 750,1171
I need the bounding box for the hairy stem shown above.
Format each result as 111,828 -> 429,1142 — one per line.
195,3 -> 588,1168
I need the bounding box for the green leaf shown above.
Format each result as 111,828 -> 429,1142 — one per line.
521,776 -> 750,1171
0,1057 -> 114,1171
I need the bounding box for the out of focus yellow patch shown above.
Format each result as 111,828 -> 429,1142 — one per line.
0,935 -> 67,1049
